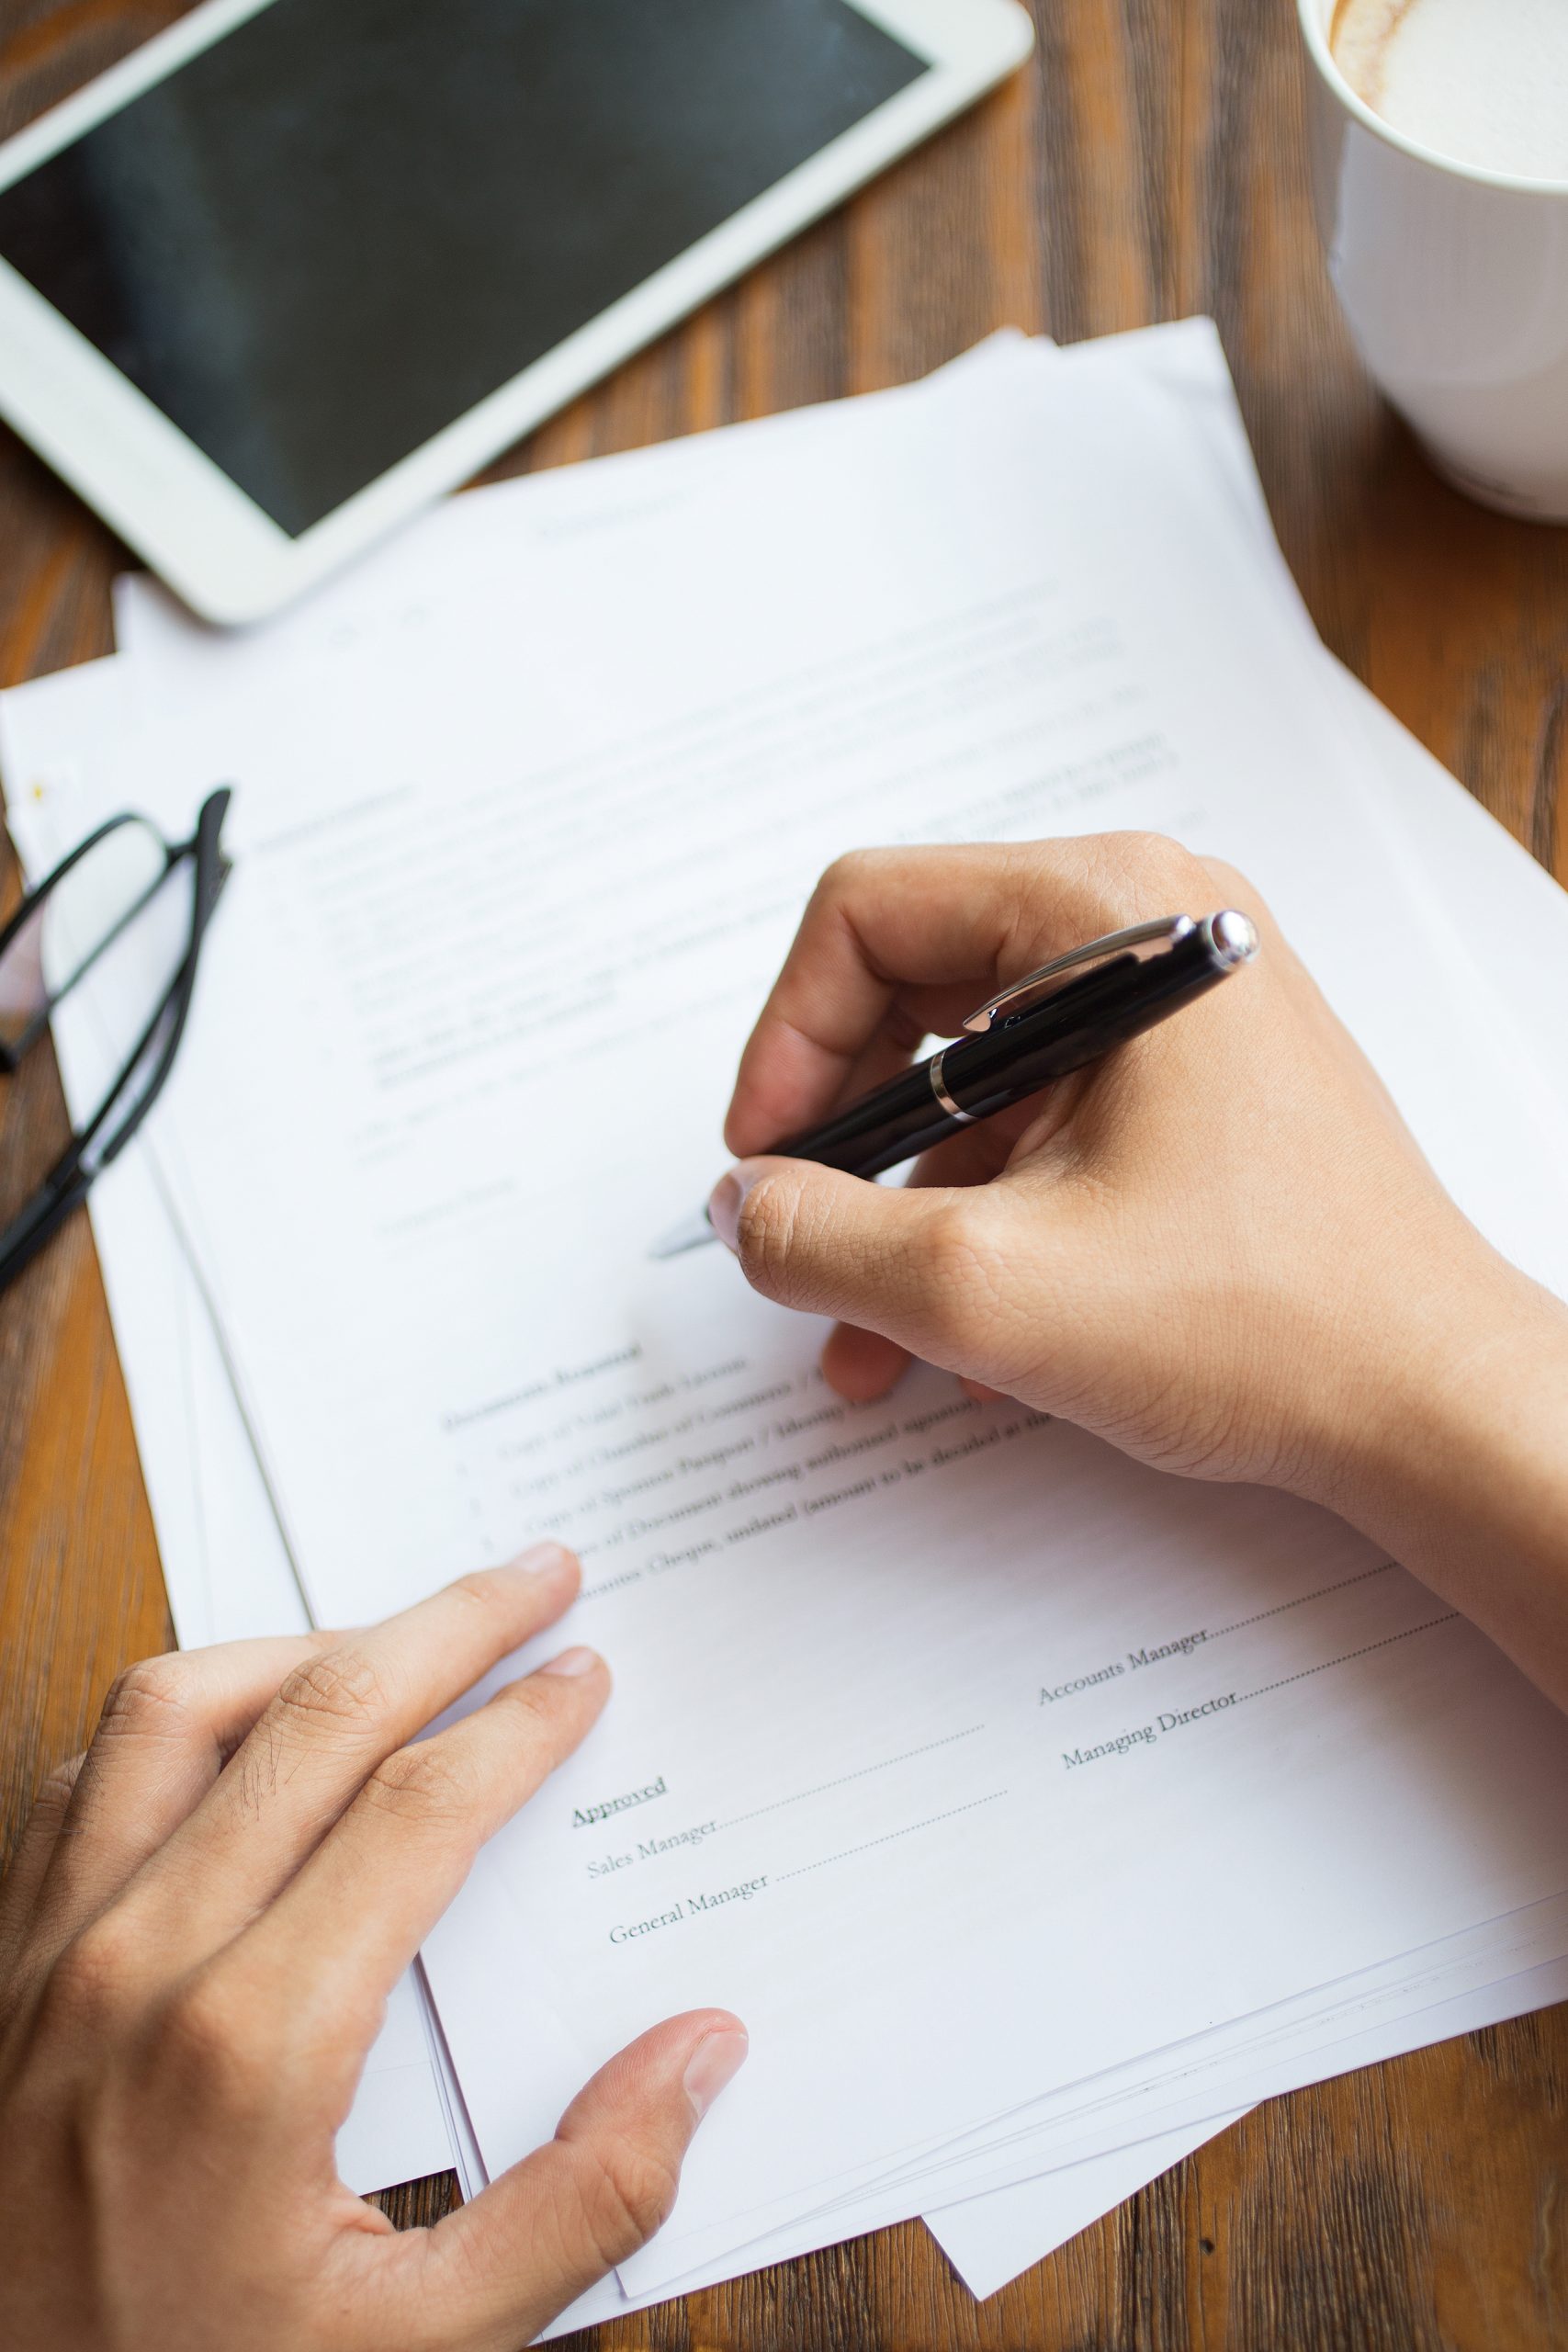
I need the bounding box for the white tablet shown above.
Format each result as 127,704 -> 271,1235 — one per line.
0,0 -> 1032,623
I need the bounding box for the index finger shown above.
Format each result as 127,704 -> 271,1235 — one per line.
3,1632 -> 347,2001
724,836 -> 1199,1156
120,1548 -> 582,1963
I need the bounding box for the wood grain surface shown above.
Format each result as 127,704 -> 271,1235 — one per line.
3,3 -> 1567,2346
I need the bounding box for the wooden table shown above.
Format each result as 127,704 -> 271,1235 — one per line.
4,3 -> 1567,2345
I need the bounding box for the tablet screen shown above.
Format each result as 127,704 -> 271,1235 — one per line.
0,0 -> 927,537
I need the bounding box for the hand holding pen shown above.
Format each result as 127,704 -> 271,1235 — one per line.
694,828 -> 1568,1719
684,834 -> 1527,1486
657,903 -> 1257,1251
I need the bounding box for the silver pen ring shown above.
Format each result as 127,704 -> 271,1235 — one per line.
929,1048 -> 976,1125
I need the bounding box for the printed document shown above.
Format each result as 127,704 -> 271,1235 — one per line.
12,349 -> 1568,2281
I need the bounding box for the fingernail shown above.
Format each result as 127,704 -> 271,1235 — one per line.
683,2026 -> 750,2120
707,1163 -> 764,1253
505,1543 -> 575,1584
538,1645 -> 600,1677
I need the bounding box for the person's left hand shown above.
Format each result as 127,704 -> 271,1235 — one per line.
0,1546 -> 746,2352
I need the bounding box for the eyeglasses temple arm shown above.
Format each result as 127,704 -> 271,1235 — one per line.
0,1166 -> 92,1299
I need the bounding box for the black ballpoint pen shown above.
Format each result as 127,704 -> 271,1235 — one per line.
650,909 -> 1259,1258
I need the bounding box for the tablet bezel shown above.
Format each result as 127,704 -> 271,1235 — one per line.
0,0 -> 1032,622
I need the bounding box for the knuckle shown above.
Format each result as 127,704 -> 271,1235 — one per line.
1088,830 -> 1206,915
1115,827 -> 1190,868
917,1202 -> 1008,1354
28,1753 -> 85,1829
359,1743 -> 476,1830
1003,834 -> 1209,977
158,1972 -> 269,2110
1199,851 -> 1260,910
815,846 -> 876,904
447,1568 -> 508,1613
735,1174 -> 800,1299
810,845 -> 908,934
492,1675 -> 560,1733
41,1912 -> 145,2036
579,2135 -> 681,2264
492,1669 -> 597,1757
96,1654 -> 198,1746
271,1647 -> 391,1739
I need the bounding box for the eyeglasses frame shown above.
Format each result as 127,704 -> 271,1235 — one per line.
0,786 -> 232,1296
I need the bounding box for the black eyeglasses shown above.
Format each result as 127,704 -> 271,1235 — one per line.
0,787 -> 231,1298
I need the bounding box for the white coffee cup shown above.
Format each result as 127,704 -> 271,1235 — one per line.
1297,0 -> 1568,521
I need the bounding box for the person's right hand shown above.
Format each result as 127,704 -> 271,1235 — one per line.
708,835 -> 1568,1707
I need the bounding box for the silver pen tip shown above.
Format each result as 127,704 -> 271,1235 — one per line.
649,1208 -> 718,1261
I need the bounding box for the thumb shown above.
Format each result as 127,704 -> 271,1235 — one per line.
414,2009 -> 747,2348
709,1156 -> 984,1359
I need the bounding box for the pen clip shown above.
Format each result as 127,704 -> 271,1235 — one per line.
961,915 -> 1196,1035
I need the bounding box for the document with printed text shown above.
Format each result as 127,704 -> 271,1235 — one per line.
19,347 -> 1568,2278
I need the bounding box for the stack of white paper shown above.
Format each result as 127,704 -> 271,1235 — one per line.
6,322 -> 1568,2333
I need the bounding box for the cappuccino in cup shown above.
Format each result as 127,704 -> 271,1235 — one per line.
1300,0 -> 1568,519
1330,0 -> 1568,181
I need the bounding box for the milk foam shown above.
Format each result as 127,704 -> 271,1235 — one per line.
1332,0 -> 1568,180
